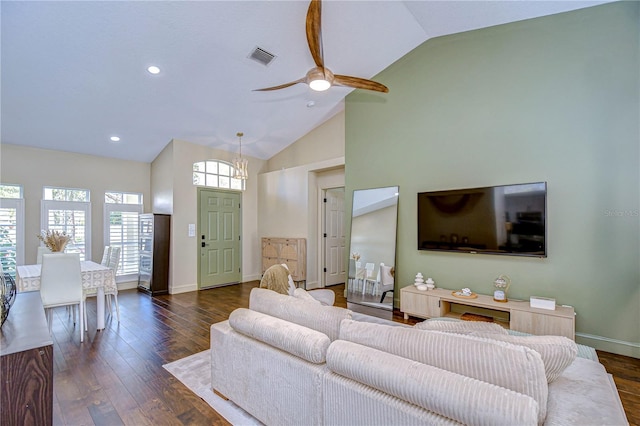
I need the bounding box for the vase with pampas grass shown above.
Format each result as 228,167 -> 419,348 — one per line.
37,230 -> 71,252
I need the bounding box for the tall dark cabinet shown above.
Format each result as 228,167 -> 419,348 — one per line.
138,213 -> 170,296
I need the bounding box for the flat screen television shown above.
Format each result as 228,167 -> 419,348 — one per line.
417,182 -> 547,257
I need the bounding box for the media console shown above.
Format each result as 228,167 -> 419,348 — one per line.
401,286 -> 575,340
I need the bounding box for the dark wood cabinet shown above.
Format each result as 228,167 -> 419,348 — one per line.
1,291 -> 54,425
138,213 -> 170,296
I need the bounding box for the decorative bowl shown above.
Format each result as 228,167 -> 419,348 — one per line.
416,284 -> 428,291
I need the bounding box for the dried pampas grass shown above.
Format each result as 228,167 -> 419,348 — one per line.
37,230 -> 71,252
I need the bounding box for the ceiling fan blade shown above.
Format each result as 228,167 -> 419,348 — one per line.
253,78 -> 305,91
306,0 -> 324,68
334,75 -> 389,93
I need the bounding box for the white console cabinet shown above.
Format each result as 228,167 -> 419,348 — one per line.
401,286 -> 575,340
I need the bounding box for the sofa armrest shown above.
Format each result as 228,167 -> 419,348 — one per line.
326,340 -> 539,426
229,308 -> 330,364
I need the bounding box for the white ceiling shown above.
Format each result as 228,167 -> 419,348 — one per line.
1,0 -> 609,163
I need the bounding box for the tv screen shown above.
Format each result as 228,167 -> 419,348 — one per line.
417,182 -> 547,257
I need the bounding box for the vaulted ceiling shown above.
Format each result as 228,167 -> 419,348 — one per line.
1,1 -> 609,163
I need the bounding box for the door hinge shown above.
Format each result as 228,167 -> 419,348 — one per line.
324,267 -> 327,272
323,233 -> 327,238
324,198 -> 327,203
238,235 -> 241,240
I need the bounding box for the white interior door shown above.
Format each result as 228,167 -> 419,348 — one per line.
324,188 -> 345,286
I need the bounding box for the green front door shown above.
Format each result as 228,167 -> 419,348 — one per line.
198,188 -> 242,288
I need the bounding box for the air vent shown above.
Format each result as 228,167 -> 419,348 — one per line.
249,46 -> 276,66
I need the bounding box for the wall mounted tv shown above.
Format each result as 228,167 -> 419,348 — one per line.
417,182 -> 547,257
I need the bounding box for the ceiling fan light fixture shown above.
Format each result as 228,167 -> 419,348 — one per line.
309,79 -> 331,91
306,66 -> 333,91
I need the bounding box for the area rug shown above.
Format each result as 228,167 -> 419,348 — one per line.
162,350 -> 261,425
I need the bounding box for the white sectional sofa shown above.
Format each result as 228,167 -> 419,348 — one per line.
210,288 -> 628,425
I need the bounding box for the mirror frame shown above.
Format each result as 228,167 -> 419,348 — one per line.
347,186 -> 399,312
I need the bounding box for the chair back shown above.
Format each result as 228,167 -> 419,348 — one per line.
40,253 -> 82,308
365,262 -> 376,279
355,261 -> 365,279
379,263 -> 394,285
348,259 -> 356,279
100,246 -> 111,266
107,247 -> 121,273
36,246 -> 52,264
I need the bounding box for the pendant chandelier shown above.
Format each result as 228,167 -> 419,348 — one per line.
233,132 -> 248,180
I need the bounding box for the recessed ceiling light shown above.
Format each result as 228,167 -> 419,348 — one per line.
147,65 -> 160,75
110,136 -> 121,142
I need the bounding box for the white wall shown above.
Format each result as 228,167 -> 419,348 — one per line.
151,139 -> 266,293
0,143 -> 150,288
258,158 -> 344,288
266,109 -> 345,173
151,141 -> 174,214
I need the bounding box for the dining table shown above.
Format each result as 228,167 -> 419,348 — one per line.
16,260 -> 117,331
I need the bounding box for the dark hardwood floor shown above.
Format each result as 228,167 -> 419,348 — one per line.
48,282 -> 639,425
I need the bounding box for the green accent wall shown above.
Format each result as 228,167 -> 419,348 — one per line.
345,2 -> 639,356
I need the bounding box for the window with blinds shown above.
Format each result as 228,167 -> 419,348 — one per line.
105,192 -> 142,281
0,184 -> 24,277
42,187 -> 91,261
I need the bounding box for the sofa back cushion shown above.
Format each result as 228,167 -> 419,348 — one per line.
340,319 -> 549,423
229,308 -> 331,363
249,288 -> 351,341
414,318 -> 509,334
469,332 -> 577,383
326,340 -> 539,426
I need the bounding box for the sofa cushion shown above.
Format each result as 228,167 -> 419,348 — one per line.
414,318 -> 509,334
469,332 -> 577,383
293,288 -> 321,304
229,308 -> 330,364
545,357 -> 629,426
249,288 -> 351,341
339,319 -> 549,423
326,340 -> 539,426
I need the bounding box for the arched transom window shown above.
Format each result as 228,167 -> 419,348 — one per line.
193,160 -> 245,191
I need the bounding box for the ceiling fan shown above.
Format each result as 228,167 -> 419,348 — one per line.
255,0 -> 389,93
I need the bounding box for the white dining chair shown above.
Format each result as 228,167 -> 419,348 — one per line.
106,247 -> 121,321
377,263 -> 395,303
348,259 -> 357,291
100,246 -> 111,266
354,261 -> 365,292
40,253 -> 84,342
36,246 -> 52,264
363,262 -> 377,295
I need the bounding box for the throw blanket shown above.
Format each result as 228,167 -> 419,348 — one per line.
260,264 -> 291,295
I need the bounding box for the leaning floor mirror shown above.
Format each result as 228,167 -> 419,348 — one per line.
347,186 -> 399,316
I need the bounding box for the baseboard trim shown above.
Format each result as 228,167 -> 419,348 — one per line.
576,332 -> 640,358
244,274 -> 262,282
171,283 -> 198,294
117,281 -> 138,290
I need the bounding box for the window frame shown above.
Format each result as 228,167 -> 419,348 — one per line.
193,159 -> 246,191
104,192 -> 143,283
41,199 -> 92,261
0,195 -> 25,275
